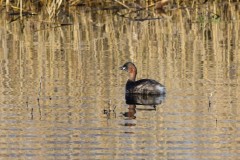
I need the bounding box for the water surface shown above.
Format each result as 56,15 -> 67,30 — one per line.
0,5 -> 240,159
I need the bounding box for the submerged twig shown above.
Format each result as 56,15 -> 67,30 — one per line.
26,97 -> 29,109
31,108 -> 33,120
37,98 -> 42,120
103,100 -> 117,119
38,76 -> 42,120
38,76 -> 42,99
208,90 -> 215,111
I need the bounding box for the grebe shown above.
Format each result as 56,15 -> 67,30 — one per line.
120,62 -> 166,95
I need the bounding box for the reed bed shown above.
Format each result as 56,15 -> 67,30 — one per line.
0,0 -> 239,19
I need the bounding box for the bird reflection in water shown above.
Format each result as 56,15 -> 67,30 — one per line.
122,94 -> 166,122
103,94 -> 165,127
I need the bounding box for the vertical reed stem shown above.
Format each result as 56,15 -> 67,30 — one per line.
20,0 -> 22,20
6,0 -> 9,12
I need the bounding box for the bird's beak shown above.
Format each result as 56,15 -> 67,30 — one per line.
120,66 -> 126,71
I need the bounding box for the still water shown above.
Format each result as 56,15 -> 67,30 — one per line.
0,5 -> 240,160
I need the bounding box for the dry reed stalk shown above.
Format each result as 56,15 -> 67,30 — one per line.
5,0 -> 10,12
114,0 -> 130,9
20,0 -> 22,19
44,0 -> 63,18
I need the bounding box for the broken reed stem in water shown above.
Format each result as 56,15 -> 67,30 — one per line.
37,76 -> 42,119
38,76 -> 42,101
31,107 -> 33,120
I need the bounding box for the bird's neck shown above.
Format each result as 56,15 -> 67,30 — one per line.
129,72 -> 136,81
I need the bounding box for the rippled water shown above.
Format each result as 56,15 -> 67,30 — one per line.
0,6 -> 240,159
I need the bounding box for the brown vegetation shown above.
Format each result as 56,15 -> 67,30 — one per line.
0,0 -> 239,19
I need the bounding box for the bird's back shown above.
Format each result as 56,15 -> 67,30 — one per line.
126,79 -> 166,95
